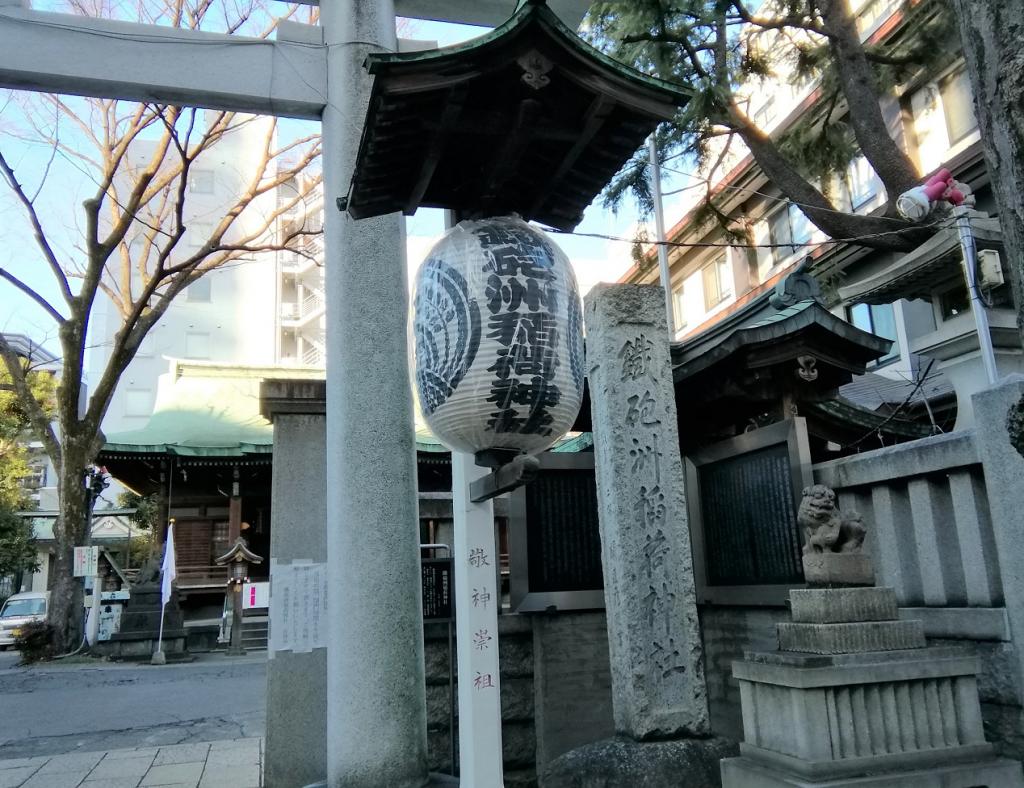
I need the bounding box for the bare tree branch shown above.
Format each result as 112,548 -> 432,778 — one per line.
0,149 -> 74,305
0,268 -> 67,323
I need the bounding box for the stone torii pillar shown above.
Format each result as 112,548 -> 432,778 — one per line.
320,1 -> 428,785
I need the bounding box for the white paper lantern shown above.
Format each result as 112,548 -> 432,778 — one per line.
413,215 -> 585,457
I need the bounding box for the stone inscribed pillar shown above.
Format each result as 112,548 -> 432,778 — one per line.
585,283 -> 709,739
261,380 -> 327,788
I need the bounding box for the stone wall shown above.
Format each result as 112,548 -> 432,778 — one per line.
424,615 -> 537,786
532,612 -> 615,768
699,607 -> 782,740
814,431 -> 1002,612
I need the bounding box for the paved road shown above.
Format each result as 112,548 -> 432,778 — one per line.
0,650 -> 267,760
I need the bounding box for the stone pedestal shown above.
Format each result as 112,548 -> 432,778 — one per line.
800,553 -> 874,587
93,583 -> 188,661
722,586 -> 1024,787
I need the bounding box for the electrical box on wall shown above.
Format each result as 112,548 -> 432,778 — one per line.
979,249 -> 1004,289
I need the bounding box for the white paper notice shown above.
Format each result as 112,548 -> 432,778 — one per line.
269,559 -> 328,656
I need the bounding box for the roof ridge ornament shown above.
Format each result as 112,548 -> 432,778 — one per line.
518,50 -> 553,90
770,270 -> 823,310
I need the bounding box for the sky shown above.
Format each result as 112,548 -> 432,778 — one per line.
0,10 -> 694,358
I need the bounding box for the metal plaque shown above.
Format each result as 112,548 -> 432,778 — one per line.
421,558 -> 454,622
510,452 -> 604,612
686,418 -> 813,606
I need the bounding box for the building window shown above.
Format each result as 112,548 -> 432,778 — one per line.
938,280 -> 1011,321
847,302 -> 899,363
189,169 -> 215,194
767,204 -> 810,265
211,521 -> 230,558
940,69 -> 978,146
845,156 -> 883,211
853,0 -> 900,35
185,331 -> 210,359
753,97 -> 777,130
788,203 -> 812,250
702,257 -> 732,310
187,276 -> 212,302
124,388 -> 154,418
188,223 -> 213,249
672,285 -> 688,333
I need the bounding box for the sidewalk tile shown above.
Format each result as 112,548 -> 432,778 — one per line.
104,749 -> 159,762
204,748 -> 259,769
152,745 -> 209,766
88,755 -> 154,780
37,753 -> 103,774
197,763 -> 260,788
208,739 -> 260,752
0,757 -> 47,771
139,762 -> 203,787
130,777 -> 195,785
20,772 -> 83,788
0,766 -> 40,788
81,779 -> 141,788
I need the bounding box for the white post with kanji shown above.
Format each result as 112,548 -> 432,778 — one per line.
452,452 -> 504,787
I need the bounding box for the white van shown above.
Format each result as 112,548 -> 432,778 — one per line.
0,591 -> 49,650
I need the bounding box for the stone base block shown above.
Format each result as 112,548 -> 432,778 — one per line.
92,633 -> 189,661
721,755 -> 1024,787
539,736 -> 738,788
777,620 -> 925,654
789,588 -> 897,624
304,774 -> 459,788
732,647 -> 994,781
802,554 -> 874,587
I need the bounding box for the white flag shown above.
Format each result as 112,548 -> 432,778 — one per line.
160,522 -> 177,607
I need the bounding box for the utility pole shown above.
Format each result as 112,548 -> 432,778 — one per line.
648,136 -> 676,335
897,169 -> 998,385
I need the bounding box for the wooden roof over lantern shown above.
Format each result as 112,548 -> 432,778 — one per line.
344,0 -> 690,230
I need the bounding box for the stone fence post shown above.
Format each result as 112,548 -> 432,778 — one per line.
973,375 -> 1024,741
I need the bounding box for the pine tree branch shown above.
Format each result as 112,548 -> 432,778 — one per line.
622,30 -> 713,79
730,0 -> 830,37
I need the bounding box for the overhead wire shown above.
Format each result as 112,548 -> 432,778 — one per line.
657,161 -> 920,225
539,215 -> 956,253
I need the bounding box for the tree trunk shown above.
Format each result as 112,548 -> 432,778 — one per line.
49,440 -> 91,653
950,1 -> 1024,348
817,0 -> 921,203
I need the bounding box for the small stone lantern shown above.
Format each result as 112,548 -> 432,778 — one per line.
215,538 -> 263,657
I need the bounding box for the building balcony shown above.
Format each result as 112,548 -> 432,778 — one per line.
280,290 -> 326,327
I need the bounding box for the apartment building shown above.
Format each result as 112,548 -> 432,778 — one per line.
621,0 -> 1014,429
90,115 -> 324,437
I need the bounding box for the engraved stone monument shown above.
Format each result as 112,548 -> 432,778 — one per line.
541,284 -> 736,787
721,486 -> 1024,788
